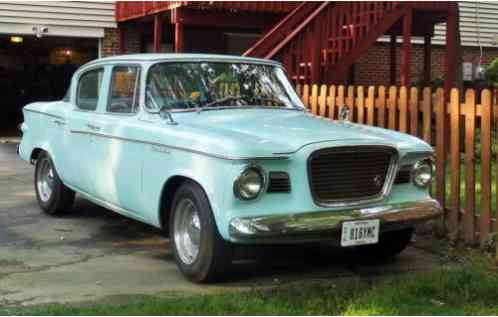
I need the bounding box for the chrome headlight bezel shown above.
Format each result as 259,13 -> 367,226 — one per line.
411,158 -> 433,188
233,165 -> 266,200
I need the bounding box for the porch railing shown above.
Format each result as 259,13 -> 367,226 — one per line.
115,1 -> 297,22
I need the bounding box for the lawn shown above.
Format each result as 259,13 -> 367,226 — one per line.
2,252 -> 498,316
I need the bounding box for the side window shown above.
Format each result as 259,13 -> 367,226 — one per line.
77,68 -> 104,111
108,66 -> 141,113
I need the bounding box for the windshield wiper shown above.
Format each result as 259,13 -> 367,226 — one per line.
199,95 -> 246,111
197,95 -> 304,113
252,97 -> 289,108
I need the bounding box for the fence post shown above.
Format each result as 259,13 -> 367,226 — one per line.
480,89 -> 492,249
327,85 -> 336,120
357,86 -> 365,124
367,86 -> 375,125
337,85 -> 345,116
302,84 -> 310,109
409,87 -> 419,137
463,89 -> 476,246
377,86 -> 386,127
318,85 -> 328,117
399,86 -> 408,133
388,86 -> 397,130
448,88 -> 460,242
422,87 -> 432,144
346,86 -> 355,121
435,88 -> 446,235
310,84 -> 319,115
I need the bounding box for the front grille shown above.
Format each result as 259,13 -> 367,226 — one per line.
308,146 -> 396,204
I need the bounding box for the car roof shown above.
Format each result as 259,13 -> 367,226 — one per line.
84,53 -> 282,67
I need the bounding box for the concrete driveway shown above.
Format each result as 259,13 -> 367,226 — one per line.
0,143 -> 444,307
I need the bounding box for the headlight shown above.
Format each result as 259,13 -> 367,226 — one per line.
412,159 -> 433,188
234,166 -> 265,200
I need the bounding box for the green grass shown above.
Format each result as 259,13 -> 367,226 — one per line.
3,261 -> 498,315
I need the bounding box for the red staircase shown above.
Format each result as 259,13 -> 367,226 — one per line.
243,2 -> 405,85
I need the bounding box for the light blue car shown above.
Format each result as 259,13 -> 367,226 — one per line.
18,54 -> 441,282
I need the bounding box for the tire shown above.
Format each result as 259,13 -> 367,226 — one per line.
351,227 -> 414,259
34,151 -> 75,215
170,180 -> 232,283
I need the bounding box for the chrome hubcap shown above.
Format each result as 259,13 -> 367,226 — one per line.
36,158 -> 55,202
174,198 -> 201,265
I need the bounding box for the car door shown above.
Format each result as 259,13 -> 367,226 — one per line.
62,66 -> 108,196
93,64 -> 145,216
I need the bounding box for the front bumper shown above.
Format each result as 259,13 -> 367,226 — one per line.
229,199 -> 442,243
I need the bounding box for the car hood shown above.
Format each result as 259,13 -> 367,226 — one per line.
171,108 -> 432,158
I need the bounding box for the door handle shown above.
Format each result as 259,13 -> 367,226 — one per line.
86,124 -> 101,131
53,119 -> 66,126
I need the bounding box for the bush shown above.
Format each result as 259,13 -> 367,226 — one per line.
485,58 -> 498,87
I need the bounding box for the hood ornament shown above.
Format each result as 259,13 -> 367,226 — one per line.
339,106 -> 350,122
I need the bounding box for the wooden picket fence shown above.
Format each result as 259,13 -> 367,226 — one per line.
297,84 -> 498,254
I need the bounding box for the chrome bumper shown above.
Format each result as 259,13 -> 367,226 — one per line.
229,199 -> 442,243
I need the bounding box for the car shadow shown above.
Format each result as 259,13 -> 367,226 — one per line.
57,196 -> 410,284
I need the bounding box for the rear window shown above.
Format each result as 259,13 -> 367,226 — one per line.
77,68 -> 104,111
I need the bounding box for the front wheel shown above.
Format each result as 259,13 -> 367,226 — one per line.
170,180 -> 232,283
34,151 -> 75,215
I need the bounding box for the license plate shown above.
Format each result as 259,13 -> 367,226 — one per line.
341,219 -> 380,247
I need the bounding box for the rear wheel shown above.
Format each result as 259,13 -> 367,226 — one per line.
34,151 -> 75,215
170,180 -> 231,283
352,228 -> 414,259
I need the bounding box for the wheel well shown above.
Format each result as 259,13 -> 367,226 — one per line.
159,176 -> 191,236
30,148 -> 44,164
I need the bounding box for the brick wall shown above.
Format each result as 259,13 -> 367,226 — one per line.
354,42 -> 498,87
102,28 -> 121,57
101,26 -> 141,57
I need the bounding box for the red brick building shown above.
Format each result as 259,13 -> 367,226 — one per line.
0,1 -> 496,136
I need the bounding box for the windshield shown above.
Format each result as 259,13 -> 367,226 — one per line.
145,62 -> 304,111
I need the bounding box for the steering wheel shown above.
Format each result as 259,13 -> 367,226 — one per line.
109,101 -> 131,113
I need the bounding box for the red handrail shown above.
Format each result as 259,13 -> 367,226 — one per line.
245,2 -> 404,85
115,1 -> 297,22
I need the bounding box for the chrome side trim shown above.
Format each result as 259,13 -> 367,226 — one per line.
229,199 -> 442,242
24,109 -> 64,120
69,129 -> 289,161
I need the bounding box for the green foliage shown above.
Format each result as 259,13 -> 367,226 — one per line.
485,58 -> 498,87
3,264 -> 498,315
414,77 -> 444,89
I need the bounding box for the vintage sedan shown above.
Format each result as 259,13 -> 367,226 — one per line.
18,54 -> 441,282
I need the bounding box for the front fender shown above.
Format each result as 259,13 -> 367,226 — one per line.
141,149 -> 237,238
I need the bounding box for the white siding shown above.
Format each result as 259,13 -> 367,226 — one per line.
0,1 -> 116,38
432,1 -> 498,47
376,2 -> 498,48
